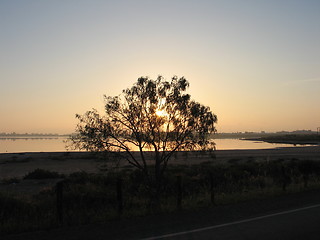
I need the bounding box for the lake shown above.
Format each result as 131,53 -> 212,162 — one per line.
0,137 -> 307,153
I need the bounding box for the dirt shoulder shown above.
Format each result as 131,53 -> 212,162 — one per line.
1,146 -> 320,179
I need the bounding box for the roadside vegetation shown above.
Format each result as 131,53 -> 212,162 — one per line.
1,157 -> 320,235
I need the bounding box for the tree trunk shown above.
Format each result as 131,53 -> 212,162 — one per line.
150,152 -> 163,211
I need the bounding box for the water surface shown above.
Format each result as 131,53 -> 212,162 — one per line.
0,137 -> 307,153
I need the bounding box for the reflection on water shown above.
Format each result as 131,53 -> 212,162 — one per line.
0,137 -> 307,153
0,137 -> 68,153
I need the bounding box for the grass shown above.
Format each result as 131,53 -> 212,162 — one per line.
1,158 -> 320,235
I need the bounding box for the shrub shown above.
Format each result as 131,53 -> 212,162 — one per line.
23,168 -> 63,179
1,177 -> 21,184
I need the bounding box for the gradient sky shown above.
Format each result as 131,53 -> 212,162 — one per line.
1,0 -> 319,134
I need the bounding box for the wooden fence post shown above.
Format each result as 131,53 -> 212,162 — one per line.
210,173 -> 216,205
281,166 -> 290,191
56,181 -> 64,225
116,178 -> 123,214
177,176 -> 182,210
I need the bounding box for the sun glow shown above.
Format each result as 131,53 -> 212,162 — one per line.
156,109 -> 167,117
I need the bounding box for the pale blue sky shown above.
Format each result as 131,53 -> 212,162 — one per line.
1,0 -> 319,134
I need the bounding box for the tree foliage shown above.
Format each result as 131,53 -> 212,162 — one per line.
70,76 -> 217,186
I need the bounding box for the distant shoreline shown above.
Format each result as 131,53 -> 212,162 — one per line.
244,138 -> 320,146
0,135 -> 68,139
0,137 -> 66,140
244,133 -> 320,146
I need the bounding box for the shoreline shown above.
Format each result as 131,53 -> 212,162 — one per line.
1,146 -> 320,179
244,138 -> 320,146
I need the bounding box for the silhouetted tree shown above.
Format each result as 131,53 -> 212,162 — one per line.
70,76 -> 217,199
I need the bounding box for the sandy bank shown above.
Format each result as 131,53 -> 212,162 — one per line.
1,146 -> 320,179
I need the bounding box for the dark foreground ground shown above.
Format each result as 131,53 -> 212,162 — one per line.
3,188 -> 320,240
1,146 -> 320,239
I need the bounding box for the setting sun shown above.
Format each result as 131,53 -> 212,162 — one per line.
156,109 -> 167,117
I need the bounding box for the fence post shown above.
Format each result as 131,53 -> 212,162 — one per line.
210,173 -> 216,205
177,176 -> 182,210
281,166 -> 289,191
116,178 -> 123,215
56,181 -> 64,225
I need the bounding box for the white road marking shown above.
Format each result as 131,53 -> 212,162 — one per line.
142,203 -> 320,239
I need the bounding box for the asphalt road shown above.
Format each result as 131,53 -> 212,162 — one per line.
144,204 -> 320,240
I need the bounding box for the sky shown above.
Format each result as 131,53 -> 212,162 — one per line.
0,0 -> 319,134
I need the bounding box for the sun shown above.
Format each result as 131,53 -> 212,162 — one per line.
156,109 -> 166,117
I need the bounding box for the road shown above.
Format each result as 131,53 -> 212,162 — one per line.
144,204 -> 320,240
